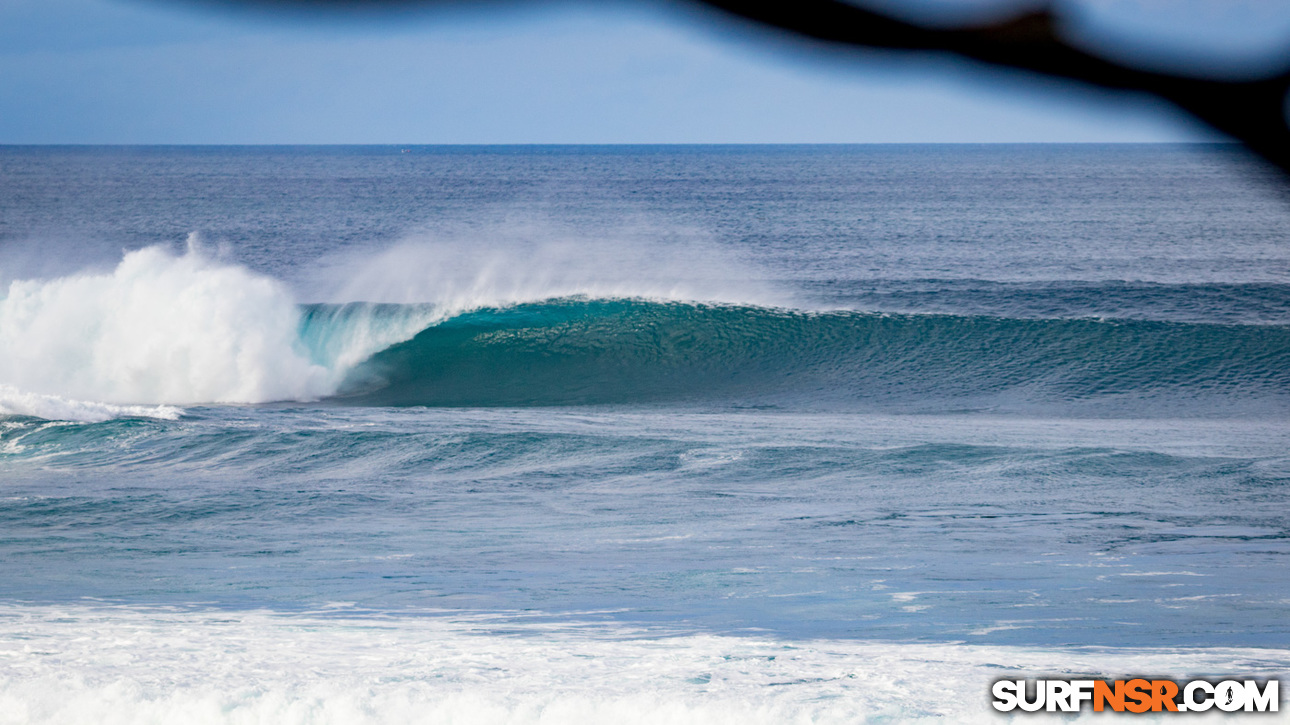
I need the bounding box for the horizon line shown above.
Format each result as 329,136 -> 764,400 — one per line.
0,141 -> 1240,148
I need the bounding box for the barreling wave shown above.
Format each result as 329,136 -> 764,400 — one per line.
4,242 -> 1289,419
324,298 -> 1290,413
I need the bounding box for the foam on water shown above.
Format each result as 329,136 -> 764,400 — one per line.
0,241 -> 441,420
0,385 -> 180,424
0,243 -> 332,410
1,604 -> 1285,725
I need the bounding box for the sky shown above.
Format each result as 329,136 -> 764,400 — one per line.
0,0 -> 1285,144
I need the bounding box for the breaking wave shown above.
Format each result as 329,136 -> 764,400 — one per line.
0,244 -> 333,408
3,244 -> 1289,420
327,298 -> 1290,412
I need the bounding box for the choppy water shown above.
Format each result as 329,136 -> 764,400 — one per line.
1,144 -> 1288,722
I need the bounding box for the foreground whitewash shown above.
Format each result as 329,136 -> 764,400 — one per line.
0,605 -> 1286,725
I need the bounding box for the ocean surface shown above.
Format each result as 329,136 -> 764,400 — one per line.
1,144 -> 1288,722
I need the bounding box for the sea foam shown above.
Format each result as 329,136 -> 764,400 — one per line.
0,244 -> 333,413
0,385 -> 180,423
2,604 -> 1285,725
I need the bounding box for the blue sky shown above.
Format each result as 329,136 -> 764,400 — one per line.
0,0 -> 1262,144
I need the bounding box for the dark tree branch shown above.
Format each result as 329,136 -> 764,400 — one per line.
195,0 -> 1290,174
691,0 -> 1290,174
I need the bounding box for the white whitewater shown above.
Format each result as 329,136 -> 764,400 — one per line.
0,385 -> 180,423
2,604 -> 1285,725
0,244 -> 330,410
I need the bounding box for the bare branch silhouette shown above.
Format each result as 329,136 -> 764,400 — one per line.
201,0 -> 1290,173
690,0 -> 1290,173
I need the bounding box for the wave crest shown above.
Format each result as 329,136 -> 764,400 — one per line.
334,298 -> 1290,413
5,243 -> 1289,419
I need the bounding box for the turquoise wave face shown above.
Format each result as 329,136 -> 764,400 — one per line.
301,298 -> 1290,414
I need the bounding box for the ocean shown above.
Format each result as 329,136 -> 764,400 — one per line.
0,144 -> 1287,722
